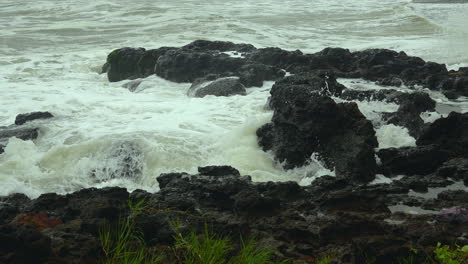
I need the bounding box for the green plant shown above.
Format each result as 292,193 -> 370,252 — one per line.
316,255 -> 334,264
433,243 -> 468,264
228,237 -> 288,264
172,221 -> 287,264
99,199 -> 161,264
173,223 -> 231,264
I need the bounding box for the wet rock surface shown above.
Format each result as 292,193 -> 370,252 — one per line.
15,111 -> 54,126
341,89 -> 436,138
0,166 -> 466,264
0,112 -> 55,155
257,72 -> 377,183
104,40 -> 468,97
188,75 -> 246,97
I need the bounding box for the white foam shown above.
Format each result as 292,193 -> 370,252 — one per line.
376,124 -> 416,149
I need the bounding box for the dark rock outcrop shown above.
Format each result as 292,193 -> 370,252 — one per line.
341,89 -> 436,138
377,145 -> 450,176
154,47 -> 283,86
436,158 -> 468,183
416,112 -> 468,157
105,47 -> 146,82
188,75 -> 246,97
1,166 -> 466,264
104,40 -> 468,97
257,73 -> 377,183
15,112 -> 54,126
0,127 -> 39,142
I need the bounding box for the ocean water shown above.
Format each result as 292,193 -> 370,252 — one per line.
1,0 -> 468,198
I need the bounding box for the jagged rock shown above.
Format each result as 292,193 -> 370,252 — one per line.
137,47 -> 177,77
382,92 -> 436,138
341,89 -> 436,138
258,73 -> 377,183
0,224 -> 51,264
103,40 -> 468,97
43,227 -> 101,264
0,165 -> 467,264
436,158 -> 468,183
395,175 -> 454,193
269,71 -> 346,102
377,145 -> 449,176
0,144 -> 4,154
197,165 -> 240,177
188,76 -> 246,97
417,111 -> 468,156
155,47 -> 283,86
422,190 -> 468,211
15,111 -> 54,125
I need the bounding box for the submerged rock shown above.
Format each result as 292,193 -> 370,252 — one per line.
0,126 -> 39,142
257,73 -> 377,183
15,111 -> 54,125
188,76 -> 246,97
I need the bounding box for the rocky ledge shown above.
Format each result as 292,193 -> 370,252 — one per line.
0,166 -> 467,264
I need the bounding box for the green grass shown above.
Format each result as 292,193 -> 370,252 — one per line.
172,222 -> 288,264
99,200 -> 287,264
99,199 -> 162,264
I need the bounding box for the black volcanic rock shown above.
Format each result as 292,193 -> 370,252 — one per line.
436,158 -> 468,183
341,89 -> 436,138
0,166 -> 467,264
417,111 -> 468,156
182,39 -> 256,53
0,224 -> 52,264
105,47 -> 146,82
15,111 -> 54,125
377,145 -> 450,176
103,40 -> 468,97
154,47 -> 283,86
0,126 -> 39,141
258,73 -> 377,183
382,92 -> 436,138
188,76 -> 246,97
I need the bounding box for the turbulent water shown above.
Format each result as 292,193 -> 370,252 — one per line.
1,0 -> 468,198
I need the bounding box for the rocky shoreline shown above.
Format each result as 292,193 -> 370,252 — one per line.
1,40 -> 467,263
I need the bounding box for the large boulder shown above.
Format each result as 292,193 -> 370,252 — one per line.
188,76 -> 246,97
257,73 -> 378,183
